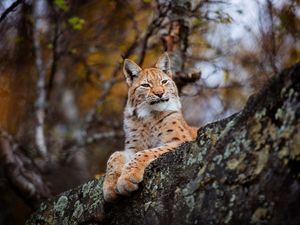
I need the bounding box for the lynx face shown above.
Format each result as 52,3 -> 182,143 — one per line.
127,68 -> 181,118
124,54 -> 181,118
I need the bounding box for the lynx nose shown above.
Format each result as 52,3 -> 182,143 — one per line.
154,91 -> 164,98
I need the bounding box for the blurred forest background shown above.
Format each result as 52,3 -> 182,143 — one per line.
0,0 -> 299,224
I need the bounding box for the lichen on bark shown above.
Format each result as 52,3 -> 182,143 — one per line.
28,62 -> 300,224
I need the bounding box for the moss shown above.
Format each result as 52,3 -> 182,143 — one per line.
221,206 -> 227,212
282,129 -> 292,139
248,118 -> 262,140
254,126 -> 269,151
40,202 -> 47,211
90,179 -> 103,201
198,165 -> 207,176
222,120 -> 236,136
211,134 -> 218,146
45,215 -> 54,224
145,201 -> 152,211
72,204 -> 83,219
212,154 -> 222,164
54,196 -> 68,210
251,208 -> 268,223
215,201 -> 220,208
62,217 -> 69,225
216,189 -> 224,197
268,123 -> 277,141
224,145 -> 231,159
205,128 -> 212,138
160,172 -> 165,180
197,152 -> 203,161
151,187 -> 158,198
187,154 -> 197,165
53,195 -> 68,218
243,139 -> 251,149
289,88 -> 294,97
236,173 -> 246,183
212,181 -> 218,189
224,210 -> 233,224
226,158 -> 239,170
230,194 -> 236,203
86,178 -> 104,214
74,200 -> 80,207
182,188 -> 188,196
226,153 -> 246,170
235,146 -> 241,154
275,108 -> 284,120
258,195 -> 265,202
290,130 -> 300,160
280,87 -> 286,98
184,196 -> 195,222
82,182 -> 92,198
278,147 -> 289,159
202,147 -> 207,155
269,202 -> 275,214
254,145 -> 269,175
255,108 -> 266,120
174,188 -> 181,194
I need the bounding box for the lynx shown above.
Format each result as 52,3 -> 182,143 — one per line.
103,52 -> 198,202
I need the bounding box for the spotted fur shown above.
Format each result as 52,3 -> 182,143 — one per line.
103,52 -> 198,202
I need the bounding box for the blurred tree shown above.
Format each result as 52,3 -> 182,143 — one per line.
229,0 -> 300,87
0,0 -> 299,223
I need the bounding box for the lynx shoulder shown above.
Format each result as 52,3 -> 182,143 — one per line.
103,52 -> 198,202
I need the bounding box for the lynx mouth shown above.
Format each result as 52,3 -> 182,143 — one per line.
150,98 -> 169,105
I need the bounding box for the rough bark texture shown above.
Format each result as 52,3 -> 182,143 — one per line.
28,63 -> 300,224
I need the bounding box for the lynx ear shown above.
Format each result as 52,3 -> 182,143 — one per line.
155,52 -> 172,77
123,59 -> 142,86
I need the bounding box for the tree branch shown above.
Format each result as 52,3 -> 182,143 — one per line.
84,37 -> 139,129
0,125 -> 52,211
32,3 -> 48,159
28,62 -> 300,224
138,1 -> 171,66
0,0 -> 23,23
266,0 -> 278,74
46,1 -> 59,101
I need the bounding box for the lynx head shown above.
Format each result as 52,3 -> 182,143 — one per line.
123,52 -> 181,118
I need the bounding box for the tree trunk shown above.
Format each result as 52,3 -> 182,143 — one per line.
28,62 -> 300,224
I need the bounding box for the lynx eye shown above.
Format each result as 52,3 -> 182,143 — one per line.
141,83 -> 150,87
162,80 -> 168,84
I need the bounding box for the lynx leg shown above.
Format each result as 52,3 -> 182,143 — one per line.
117,146 -> 174,195
103,151 -> 127,202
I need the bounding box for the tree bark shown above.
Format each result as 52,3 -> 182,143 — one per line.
28,62 -> 300,224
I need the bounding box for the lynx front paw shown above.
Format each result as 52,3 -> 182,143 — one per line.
103,178 -> 121,202
117,169 -> 143,195
103,185 -> 119,202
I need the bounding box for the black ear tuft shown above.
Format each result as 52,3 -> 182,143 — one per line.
121,54 -> 126,60
165,46 -> 168,52
155,52 -> 172,77
123,59 -> 142,86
